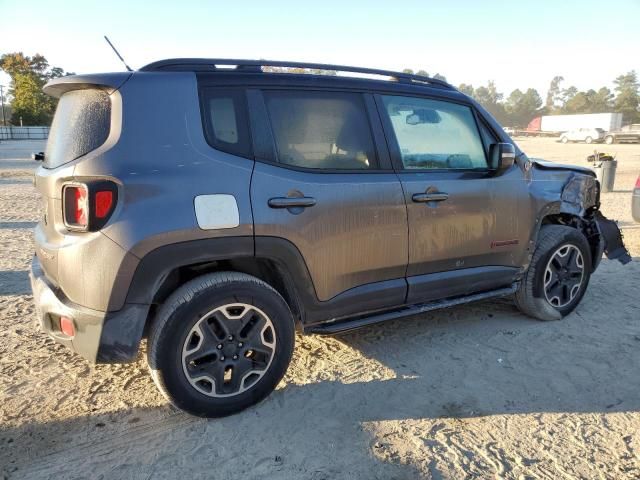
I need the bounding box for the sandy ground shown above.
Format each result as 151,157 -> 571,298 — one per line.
1,138 -> 639,479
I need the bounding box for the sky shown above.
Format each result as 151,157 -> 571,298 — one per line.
1,0 -> 639,100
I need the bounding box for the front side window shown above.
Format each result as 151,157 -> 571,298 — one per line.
201,88 -> 252,158
264,90 -> 377,170
381,95 -> 488,170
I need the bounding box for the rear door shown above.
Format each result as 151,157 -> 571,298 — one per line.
376,93 -> 522,304
250,89 -> 408,308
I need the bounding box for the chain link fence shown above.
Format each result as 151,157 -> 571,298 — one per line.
0,126 -> 50,140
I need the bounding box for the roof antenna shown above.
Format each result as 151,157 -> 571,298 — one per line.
104,35 -> 133,72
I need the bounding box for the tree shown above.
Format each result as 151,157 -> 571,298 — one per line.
0,52 -> 70,125
559,86 -> 615,114
613,71 -> 640,123
505,88 -> 543,127
556,86 -> 577,113
561,91 -> 589,114
591,87 -> 614,113
545,75 -> 564,111
472,81 -> 507,124
402,68 -> 446,81
457,83 -> 474,96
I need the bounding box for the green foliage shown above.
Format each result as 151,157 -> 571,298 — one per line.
0,52 -> 70,125
457,83 -> 474,96
506,88 -> 543,127
561,87 -> 614,114
613,71 -> 640,123
545,75 -> 564,110
459,72 -> 637,127
464,81 -> 508,124
403,68 -> 446,82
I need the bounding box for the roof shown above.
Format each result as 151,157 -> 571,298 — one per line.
139,58 -> 456,91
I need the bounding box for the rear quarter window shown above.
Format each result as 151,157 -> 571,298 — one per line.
45,89 -> 111,169
200,88 -> 253,159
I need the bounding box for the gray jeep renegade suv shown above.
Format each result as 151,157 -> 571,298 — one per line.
30,59 -> 631,417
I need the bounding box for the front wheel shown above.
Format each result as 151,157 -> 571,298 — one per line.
585,136 -> 593,144
147,272 -> 295,417
515,225 -> 592,321
561,136 -> 569,144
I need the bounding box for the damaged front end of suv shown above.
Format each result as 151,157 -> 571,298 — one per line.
526,158 -> 631,271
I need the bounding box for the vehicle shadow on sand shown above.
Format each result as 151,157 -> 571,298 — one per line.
2,260 -> 639,478
0,271 -> 30,296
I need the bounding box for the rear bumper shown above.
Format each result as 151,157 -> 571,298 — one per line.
30,255 -> 148,363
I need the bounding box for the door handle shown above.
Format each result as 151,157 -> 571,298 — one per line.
412,192 -> 449,203
268,197 -> 317,208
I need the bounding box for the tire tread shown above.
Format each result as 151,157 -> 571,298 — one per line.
515,225 -> 591,321
147,271 -> 284,413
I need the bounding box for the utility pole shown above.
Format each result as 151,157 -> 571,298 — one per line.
0,85 -> 6,127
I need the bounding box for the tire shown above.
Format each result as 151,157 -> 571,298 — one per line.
561,136 -> 569,144
605,135 -> 614,145
515,225 -> 592,321
585,136 -> 593,144
147,272 -> 295,417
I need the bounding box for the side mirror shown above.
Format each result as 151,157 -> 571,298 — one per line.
489,143 -> 515,175
31,152 -> 45,161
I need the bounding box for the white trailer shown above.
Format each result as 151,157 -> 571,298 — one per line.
539,113 -> 622,133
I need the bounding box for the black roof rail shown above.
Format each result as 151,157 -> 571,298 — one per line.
139,58 -> 455,90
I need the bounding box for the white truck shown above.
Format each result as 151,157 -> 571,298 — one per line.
512,113 -> 623,137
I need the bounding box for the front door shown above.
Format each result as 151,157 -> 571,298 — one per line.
376,94 -> 523,303
250,89 -> 408,306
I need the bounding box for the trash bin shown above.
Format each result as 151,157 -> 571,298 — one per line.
589,153 -> 617,193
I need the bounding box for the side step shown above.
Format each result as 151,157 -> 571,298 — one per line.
306,284 -> 518,335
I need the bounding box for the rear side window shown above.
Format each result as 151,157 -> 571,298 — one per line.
201,88 -> 252,159
264,90 -> 377,170
45,89 -> 111,169
381,95 -> 488,170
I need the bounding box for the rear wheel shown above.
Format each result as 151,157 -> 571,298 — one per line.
561,136 -> 569,144
147,272 -> 295,417
605,135 -> 614,145
585,136 -> 593,144
515,225 -> 592,321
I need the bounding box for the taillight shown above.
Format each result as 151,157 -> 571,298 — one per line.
75,187 -> 89,224
63,181 -> 118,231
635,176 -> 640,189
95,190 -> 114,218
63,184 -> 89,229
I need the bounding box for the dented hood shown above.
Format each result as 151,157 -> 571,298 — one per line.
529,158 -> 596,177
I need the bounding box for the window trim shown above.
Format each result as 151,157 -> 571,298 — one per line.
199,86 -> 254,160
373,93 -> 492,174
475,113 -> 500,157
253,88 -> 393,174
